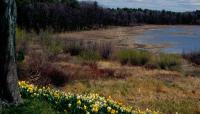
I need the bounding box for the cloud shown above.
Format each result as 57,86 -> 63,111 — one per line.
78,0 -> 200,11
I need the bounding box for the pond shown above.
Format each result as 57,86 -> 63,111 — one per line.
134,26 -> 200,53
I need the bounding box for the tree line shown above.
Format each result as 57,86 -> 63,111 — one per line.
17,0 -> 200,32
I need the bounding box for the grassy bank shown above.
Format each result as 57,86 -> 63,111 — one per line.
63,69 -> 200,114
1,99 -> 59,114
15,28 -> 200,114
0,81 -> 161,114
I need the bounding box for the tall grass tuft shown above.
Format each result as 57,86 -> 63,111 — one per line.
96,42 -> 113,59
155,53 -> 181,70
116,49 -> 181,70
63,40 -> 113,59
64,41 -> 83,56
117,49 -> 152,66
39,31 -> 63,56
79,50 -> 101,68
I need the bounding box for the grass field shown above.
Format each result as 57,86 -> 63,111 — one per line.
14,26 -> 200,114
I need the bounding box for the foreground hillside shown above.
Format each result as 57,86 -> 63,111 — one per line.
13,27 -> 200,114
1,81 -> 160,114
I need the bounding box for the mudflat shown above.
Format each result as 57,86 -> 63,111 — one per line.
57,25 -> 200,53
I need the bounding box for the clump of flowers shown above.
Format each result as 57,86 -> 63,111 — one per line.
19,81 -> 161,114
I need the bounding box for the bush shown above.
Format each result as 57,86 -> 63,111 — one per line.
47,41 -> 63,56
183,51 -> 200,65
79,50 -> 101,68
64,41 -> 83,56
117,49 -> 152,66
25,52 -> 69,86
80,50 -> 101,61
41,66 -> 69,87
96,42 -> 113,59
156,53 -> 181,70
64,40 -> 113,60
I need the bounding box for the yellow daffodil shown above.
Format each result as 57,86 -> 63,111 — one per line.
18,81 -> 162,114
111,109 -> 116,114
92,104 -> 99,112
83,105 -> 87,110
107,106 -> 111,112
77,100 -> 81,105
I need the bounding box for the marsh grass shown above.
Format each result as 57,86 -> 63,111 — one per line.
16,28 -> 33,62
15,29 -> 200,114
63,41 -> 83,56
116,49 -> 181,70
156,53 -> 182,71
16,28 -> 34,49
116,49 -> 152,66
39,31 -> 63,56
79,50 -> 101,61
64,41 -> 113,60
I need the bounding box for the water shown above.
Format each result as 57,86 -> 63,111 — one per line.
134,26 -> 200,53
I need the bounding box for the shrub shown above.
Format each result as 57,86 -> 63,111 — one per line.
64,41 -> 83,56
80,50 -> 101,61
27,52 -> 48,75
117,49 -> 152,66
63,40 -> 113,60
96,42 -> 113,59
41,66 -> 69,87
183,51 -> 200,65
79,50 -> 101,68
156,53 -> 181,70
25,52 -> 69,86
47,41 -> 63,56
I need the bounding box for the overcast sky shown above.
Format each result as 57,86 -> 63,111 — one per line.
78,0 -> 200,12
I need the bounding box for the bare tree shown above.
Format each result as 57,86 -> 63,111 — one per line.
0,0 -> 22,105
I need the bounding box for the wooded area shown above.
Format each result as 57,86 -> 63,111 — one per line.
17,0 -> 200,32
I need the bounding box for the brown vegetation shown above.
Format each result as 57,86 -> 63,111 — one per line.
16,28 -> 200,114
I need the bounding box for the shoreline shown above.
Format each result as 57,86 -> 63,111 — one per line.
57,25 -> 171,49
56,25 -> 200,53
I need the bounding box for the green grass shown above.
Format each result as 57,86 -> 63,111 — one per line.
116,49 -> 181,70
0,98 -> 60,114
156,53 -> 181,70
116,49 -> 151,66
39,31 -> 63,55
80,50 -> 101,61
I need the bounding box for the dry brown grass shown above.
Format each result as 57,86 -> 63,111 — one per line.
62,62 -> 200,113
16,27 -> 200,114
